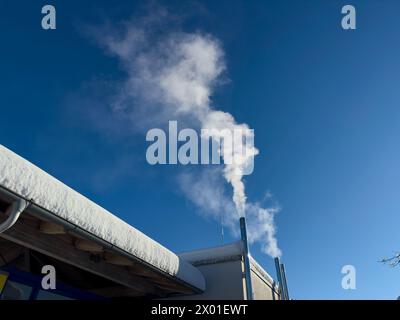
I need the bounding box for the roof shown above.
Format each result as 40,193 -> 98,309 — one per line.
0,145 -> 205,292
249,256 -> 276,288
180,241 -> 277,289
180,241 -> 244,266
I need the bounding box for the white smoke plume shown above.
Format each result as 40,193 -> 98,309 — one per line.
179,168 -> 281,258
92,14 -> 282,257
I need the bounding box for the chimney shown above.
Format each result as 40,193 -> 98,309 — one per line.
274,257 -> 289,300
274,257 -> 284,300
280,263 -> 290,300
239,217 -> 253,300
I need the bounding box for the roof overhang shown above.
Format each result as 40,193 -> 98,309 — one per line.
0,145 -> 205,298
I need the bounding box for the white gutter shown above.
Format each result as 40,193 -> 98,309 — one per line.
0,198 -> 28,234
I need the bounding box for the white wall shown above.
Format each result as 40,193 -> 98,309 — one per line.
170,258 -> 279,300
172,260 -> 245,300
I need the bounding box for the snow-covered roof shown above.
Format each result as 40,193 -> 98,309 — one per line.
249,256 -> 276,287
180,241 -> 277,288
180,241 -> 244,265
0,145 -> 205,291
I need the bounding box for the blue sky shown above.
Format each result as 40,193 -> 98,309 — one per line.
1,0 -> 400,299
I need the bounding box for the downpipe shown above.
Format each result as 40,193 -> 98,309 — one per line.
0,198 -> 29,234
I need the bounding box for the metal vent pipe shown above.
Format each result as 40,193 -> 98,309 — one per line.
239,217 -> 253,300
274,257 -> 284,300
280,263 -> 290,300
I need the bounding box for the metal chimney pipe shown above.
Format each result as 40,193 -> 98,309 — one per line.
239,217 -> 253,300
280,263 -> 290,300
274,257 -> 284,300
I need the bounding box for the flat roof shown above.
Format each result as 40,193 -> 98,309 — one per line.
180,241 -> 244,266
180,241 -> 277,289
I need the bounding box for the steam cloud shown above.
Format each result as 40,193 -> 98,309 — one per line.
92,14 -> 282,257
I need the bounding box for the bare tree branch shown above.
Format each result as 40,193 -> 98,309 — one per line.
380,252 -> 400,267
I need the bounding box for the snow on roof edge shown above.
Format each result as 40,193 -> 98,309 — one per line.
249,256 -> 277,288
179,240 -> 277,289
179,241 -> 244,265
0,145 -> 205,291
